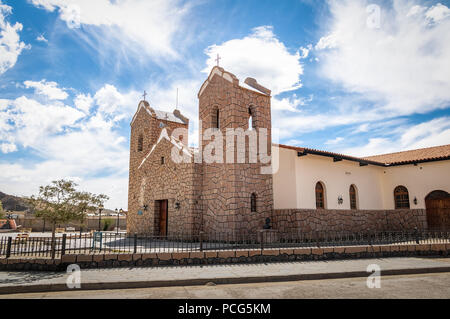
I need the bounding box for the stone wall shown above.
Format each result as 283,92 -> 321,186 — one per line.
198,67 -> 273,236
128,101 -> 191,235
127,137 -> 203,236
2,242 -> 448,272
271,209 -> 428,233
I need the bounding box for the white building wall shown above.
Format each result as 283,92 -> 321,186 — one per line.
272,147 -> 298,209
381,161 -> 450,209
272,145 -> 450,210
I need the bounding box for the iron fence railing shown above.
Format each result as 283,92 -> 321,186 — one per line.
0,230 -> 449,259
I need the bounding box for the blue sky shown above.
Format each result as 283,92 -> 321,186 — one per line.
0,0 -> 449,209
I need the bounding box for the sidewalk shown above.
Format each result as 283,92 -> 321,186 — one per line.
1,257 -> 450,295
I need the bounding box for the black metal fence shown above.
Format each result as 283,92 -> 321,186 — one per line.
0,230 -> 449,259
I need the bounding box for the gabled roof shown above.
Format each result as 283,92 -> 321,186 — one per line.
154,110 -> 185,124
130,100 -> 188,126
276,143 -> 450,167
363,144 -> 450,165
198,66 -> 271,98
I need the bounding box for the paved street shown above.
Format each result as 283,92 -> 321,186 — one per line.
2,273 -> 450,299
1,257 -> 450,295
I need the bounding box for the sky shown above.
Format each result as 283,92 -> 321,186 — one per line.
0,0 -> 449,209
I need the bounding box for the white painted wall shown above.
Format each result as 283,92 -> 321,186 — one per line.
272,147 -> 298,209
381,161 -> 450,209
272,145 -> 450,210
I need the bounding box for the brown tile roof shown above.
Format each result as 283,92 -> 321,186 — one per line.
363,144 -> 450,165
276,144 -> 385,166
276,143 -> 450,166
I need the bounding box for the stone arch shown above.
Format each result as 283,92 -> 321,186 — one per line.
248,105 -> 256,130
211,105 -> 220,129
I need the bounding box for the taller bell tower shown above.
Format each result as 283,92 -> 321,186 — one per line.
197,66 -> 274,236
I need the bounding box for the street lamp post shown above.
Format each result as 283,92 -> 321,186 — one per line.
117,208 -> 123,234
98,204 -> 104,232
115,208 -> 119,234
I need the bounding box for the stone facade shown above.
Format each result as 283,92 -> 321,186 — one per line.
127,67 -> 274,237
198,67 -> 273,236
271,209 -> 428,234
127,66 -> 430,239
127,101 -> 194,235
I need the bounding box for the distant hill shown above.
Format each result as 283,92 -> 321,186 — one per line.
0,191 -> 31,212
0,191 -> 120,215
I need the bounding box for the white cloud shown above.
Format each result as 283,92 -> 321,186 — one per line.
325,137 -> 344,145
93,84 -> 139,122
272,94 -> 313,112
315,0 -> 450,116
24,79 -> 69,100
0,1 -> 29,75
274,106 -> 385,140
74,93 -> 93,113
2,96 -> 85,148
0,84 -> 139,209
341,117 -> 450,157
283,139 -> 304,147
299,45 -> 312,59
203,26 -> 304,95
146,78 -> 202,147
29,0 -> 192,59
0,142 -> 16,153
36,34 -> 48,43
425,3 -> 450,23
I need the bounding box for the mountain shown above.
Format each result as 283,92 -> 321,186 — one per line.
0,191 -> 31,212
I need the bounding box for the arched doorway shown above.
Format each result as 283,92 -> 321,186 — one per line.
425,190 -> 450,230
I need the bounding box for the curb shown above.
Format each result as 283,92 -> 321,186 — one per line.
1,266 -> 450,295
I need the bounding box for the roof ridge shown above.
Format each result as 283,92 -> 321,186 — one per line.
364,144 -> 450,158
276,143 -> 450,166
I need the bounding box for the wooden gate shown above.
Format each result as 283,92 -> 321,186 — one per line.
426,191 -> 450,230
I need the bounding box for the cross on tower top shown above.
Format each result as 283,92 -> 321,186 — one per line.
215,54 -> 221,67
143,91 -> 148,101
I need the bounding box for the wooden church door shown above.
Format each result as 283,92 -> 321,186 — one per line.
159,200 -> 168,236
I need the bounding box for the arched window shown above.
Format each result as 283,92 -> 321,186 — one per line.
137,134 -> 143,152
315,182 -> 325,209
251,193 -> 257,212
248,107 -> 255,130
212,107 -> 219,129
394,186 -> 410,209
349,185 -> 358,210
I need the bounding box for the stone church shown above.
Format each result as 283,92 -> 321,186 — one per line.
128,66 -> 450,237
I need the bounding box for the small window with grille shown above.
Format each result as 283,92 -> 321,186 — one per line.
315,182 -> 325,209
349,185 -> 357,210
394,186 -> 410,209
